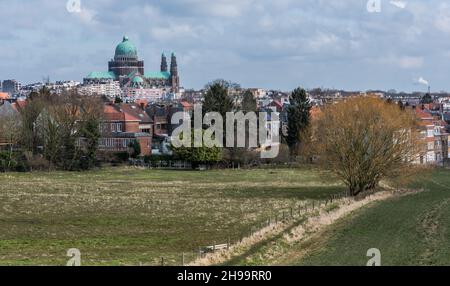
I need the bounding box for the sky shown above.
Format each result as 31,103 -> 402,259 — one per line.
1,0 -> 450,92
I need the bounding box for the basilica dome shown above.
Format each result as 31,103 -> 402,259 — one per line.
115,36 -> 138,58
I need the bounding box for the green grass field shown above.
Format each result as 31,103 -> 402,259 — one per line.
0,166 -> 344,266
276,169 -> 450,266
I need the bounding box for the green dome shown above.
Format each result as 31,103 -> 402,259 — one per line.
115,36 -> 137,57
132,76 -> 144,84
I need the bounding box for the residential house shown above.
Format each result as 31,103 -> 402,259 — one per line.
99,104 -> 152,156
146,104 -> 170,136
415,108 -> 449,165
144,102 -> 192,155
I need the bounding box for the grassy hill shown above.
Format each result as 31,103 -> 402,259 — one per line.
274,169 -> 450,266
0,167 -> 344,266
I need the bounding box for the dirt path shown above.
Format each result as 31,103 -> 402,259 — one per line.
189,188 -> 419,266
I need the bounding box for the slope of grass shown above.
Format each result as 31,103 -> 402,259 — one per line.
0,166 -> 344,266
288,169 -> 450,266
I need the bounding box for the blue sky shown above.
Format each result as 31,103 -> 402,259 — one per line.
1,0 -> 450,92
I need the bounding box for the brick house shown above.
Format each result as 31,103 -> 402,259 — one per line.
99,104 -> 152,156
146,104 -> 170,136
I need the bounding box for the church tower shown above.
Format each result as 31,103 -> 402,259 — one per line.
161,53 -> 168,73
170,52 -> 180,93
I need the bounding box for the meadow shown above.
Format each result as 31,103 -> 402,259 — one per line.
290,169 -> 450,266
0,166 -> 344,266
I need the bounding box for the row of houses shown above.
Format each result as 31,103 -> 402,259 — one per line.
2,93 -> 450,165
415,107 -> 450,165
77,99 -> 450,165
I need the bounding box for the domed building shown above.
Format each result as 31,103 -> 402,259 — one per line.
84,36 -> 180,93
108,36 -> 144,77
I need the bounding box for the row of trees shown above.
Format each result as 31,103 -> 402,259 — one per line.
2,82 -> 421,197
172,80 -> 312,166
174,80 -> 422,197
0,88 -> 103,171
314,97 -> 420,196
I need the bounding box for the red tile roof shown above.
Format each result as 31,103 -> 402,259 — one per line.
180,101 -> 193,108
103,104 -> 140,122
415,108 -> 433,120
120,103 -> 153,123
270,100 -> 283,109
0,92 -> 9,100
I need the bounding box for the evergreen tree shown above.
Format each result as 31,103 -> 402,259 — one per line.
421,93 -> 433,104
129,140 -> 141,159
286,87 -> 312,157
203,80 -> 235,119
81,117 -> 101,169
114,96 -> 123,104
241,90 -> 257,113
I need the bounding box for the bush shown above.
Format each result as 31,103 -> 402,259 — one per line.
0,151 -> 33,172
0,152 -> 17,172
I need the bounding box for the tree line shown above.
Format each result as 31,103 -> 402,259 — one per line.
172,80 -> 312,167
1,82 -> 422,197
174,80 -> 422,197
0,87 -> 103,171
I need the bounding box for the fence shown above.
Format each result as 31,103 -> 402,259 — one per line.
148,189 -> 351,266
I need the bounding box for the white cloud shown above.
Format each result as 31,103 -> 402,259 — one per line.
77,8 -> 97,24
397,56 -> 424,69
308,33 -> 339,50
2,0 -> 450,91
435,3 -> 450,33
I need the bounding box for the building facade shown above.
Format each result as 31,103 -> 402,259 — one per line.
99,104 -> 152,156
416,108 -> 449,165
84,36 -> 180,94
2,80 -> 21,96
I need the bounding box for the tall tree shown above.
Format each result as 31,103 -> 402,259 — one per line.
79,96 -> 103,169
0,104 -> 21,170
202,80 -> 237,152
18,88 -> 48,153
203,80 -> 236,119
241,90 -> 257,113
286,87 -> 312,157
313,96 -> 420,196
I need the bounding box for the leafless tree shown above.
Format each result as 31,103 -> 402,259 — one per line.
312,96 -> 421,196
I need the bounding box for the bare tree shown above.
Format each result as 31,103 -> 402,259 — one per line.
18,89 -> 104,170
0,104 -> 21,170
312,97 -> 421,196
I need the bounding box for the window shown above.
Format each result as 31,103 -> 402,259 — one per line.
111,123 -> 123,132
